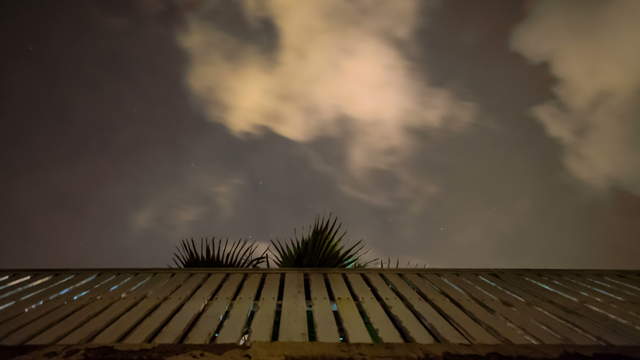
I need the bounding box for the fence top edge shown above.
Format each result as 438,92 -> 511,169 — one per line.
0,268 -> 638,274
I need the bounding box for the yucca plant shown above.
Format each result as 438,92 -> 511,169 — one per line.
173,237 -> 267,268
269,214 -> 375,268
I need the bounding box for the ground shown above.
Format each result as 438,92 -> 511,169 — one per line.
2,343 -> 640,360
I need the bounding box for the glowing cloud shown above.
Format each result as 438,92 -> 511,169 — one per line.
511,0 -> 640,194
179,0 -> 474,204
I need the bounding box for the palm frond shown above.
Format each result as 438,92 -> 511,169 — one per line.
269,214 -> 372,268
172,237 -> 267,268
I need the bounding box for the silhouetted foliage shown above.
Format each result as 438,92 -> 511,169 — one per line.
173,237 -> 267,268
374,257 -> 428,269
174,214 -> 427,268
268,214 -> 375,268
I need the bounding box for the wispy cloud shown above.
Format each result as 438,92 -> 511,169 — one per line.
511,0 -> 640,194
131,175 -> 244,238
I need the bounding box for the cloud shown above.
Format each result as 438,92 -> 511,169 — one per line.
178,0 -> 474,204
511,0 -> 640,194
130,175 -> 244,238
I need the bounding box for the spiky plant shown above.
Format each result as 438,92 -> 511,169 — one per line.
349,256 -> 428,269
173,237 -> 267,268
375,257 -> 428,269
269,214 -> 375,268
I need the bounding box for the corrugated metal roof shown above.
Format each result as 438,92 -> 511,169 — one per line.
0,269 -> 639,346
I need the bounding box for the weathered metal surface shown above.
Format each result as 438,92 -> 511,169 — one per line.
0,269 -> 638,346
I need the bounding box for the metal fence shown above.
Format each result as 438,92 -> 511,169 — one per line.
0,269 -> 639,346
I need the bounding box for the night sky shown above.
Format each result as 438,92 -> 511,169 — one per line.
1,0 -> 639,269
